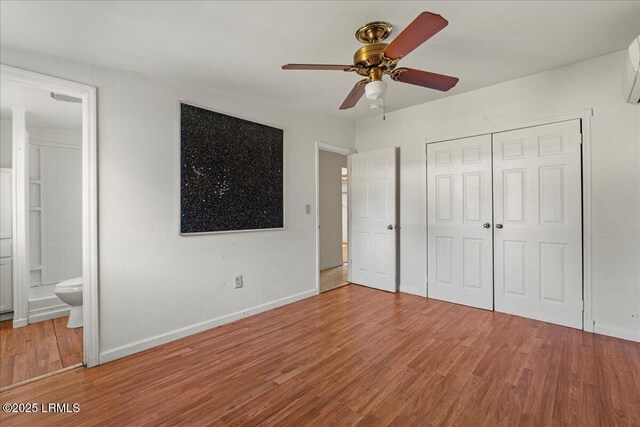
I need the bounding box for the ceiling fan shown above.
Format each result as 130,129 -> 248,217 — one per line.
282,12 -> 459,110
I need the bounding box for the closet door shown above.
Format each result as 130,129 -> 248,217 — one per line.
427,134 -> 493,310
493,120 -> 582,329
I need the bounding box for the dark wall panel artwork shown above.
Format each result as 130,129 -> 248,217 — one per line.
180,103 -> 284,234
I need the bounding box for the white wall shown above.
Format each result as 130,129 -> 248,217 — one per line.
319,150 -> 347,269
1,48 -> 355,359
355,51 -> 640,341
0,120 -> 11,168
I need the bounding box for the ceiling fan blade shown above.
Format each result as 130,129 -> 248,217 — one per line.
339,79 -> 367,110
282,64 -> 354,71
382,12 -> 448,61
392,68 -> 458,91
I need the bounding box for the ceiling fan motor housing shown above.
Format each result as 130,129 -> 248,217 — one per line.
353,43 -> 388,69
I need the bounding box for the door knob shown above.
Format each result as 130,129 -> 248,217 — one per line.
387,225 -> 394,230
496,224 -> 503,229
483,223 -> 491,228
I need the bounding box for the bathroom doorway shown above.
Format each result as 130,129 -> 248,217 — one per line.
0,65 -> 98,389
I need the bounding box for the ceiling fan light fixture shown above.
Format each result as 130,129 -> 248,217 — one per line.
365,80 -> 387,101
369,98 -> 383,109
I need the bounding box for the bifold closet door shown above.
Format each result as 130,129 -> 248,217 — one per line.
427,134 -> 493,310
493,120 -> 583,329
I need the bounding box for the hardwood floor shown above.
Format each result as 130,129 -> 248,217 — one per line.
319,264 -> 349,292
0,317 -> 83,388
1,285 -> 639,426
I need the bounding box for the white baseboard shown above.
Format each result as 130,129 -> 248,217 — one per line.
99,289 -> 317,364
12,317 -> 28,327
399,285 -> 426,297
594,323 -> 640,342
320,261 -> 344,270
0,312 -> 13,322
28,305 -> 69,324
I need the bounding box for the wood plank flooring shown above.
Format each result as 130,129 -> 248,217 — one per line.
1,285 -> 639,426
0,317 -> 83,388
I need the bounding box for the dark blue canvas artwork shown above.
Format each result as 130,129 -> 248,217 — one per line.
180,103 -> 284,234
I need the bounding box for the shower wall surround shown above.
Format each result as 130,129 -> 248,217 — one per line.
27,128 -> 81,321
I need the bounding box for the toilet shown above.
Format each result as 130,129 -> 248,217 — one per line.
54,277 -> 83,328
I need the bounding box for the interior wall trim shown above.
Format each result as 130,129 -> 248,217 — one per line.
424,109 -> 593,145
423,109 -> 594,334
10,108 -> 29,328
594,323 -> 640,343
319,261 -> 344,271
28,305 -> 69,324
29,139 -> 82,150
99,289 -> 317,364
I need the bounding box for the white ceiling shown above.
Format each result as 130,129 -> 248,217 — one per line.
0,81 -> 82,129
1,1 -> 639,120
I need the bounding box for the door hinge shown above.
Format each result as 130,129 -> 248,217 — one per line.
582,300 -> 585,311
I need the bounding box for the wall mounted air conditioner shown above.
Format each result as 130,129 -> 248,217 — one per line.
622,35 -> 640,104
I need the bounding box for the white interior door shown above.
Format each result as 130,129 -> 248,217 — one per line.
349,147 -> 397,292
427,135 -> 494,310
493,120 -> 582,329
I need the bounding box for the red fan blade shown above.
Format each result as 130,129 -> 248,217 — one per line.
392,68 -> 458,91
282,64 -> 354,71
339,80 -> 367,110
382,12 -> 448,61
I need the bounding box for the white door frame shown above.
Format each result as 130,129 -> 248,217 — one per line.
425,109 -> 594,332
315,142 -> 356,294
2,64 -> 100,366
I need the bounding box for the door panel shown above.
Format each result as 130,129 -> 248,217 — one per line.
427,135 -> 493,310
349,147 -> 397,292
493,120 -> 582,329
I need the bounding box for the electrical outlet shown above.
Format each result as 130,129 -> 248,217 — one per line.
305,204 -> 311,214
234,275 -> 243,289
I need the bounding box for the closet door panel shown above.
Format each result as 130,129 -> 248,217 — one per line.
493,120 -> 582,329
427,134 -> 493,310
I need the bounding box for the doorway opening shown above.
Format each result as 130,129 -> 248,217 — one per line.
318,151 -> 348,292
0,65 -> 98,389
315,142 -> 355,294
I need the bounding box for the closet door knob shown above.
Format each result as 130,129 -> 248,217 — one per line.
496,224 -> 503,229
387,224 -> 394,230
483,223 -> 491,228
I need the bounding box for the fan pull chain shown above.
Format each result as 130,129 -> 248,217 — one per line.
382,97 -> 386,121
